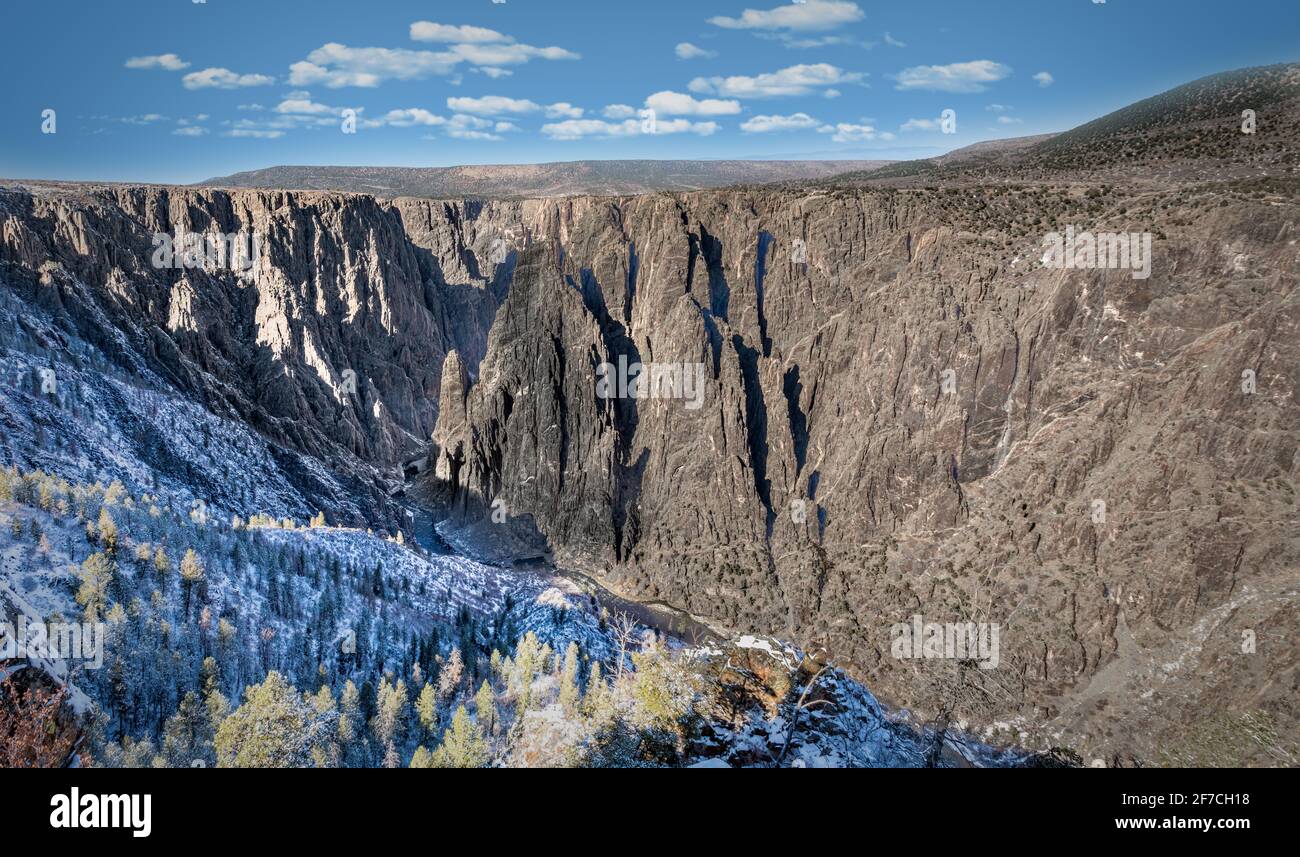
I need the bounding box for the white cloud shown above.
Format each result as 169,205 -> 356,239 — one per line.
899,117 -> 940,131
986,103 -> 1010,112
675,42 -> 717,60
372,111 -> 513,140
237,103 -> 265,111
708,1 -> 864,32
476,67 -> 513,79
288,40 -> 577,88
446,95 -> 540,115
101,113 -> 166,126
289,44 -> 458,87
172,126 -> 208,137
644,90 -> 741,116
817,122 -> 876,143
739,112 -> 820,133
379,108 -> 446,127
689,63 -> 863,98
446,114 -> 505,139
540,118 -> 719,140
602,104 -> 637,119
544,102 -> 584,119
447,42 -> 579,67
183,68 -> 276,90
125,53 -> 190,71
275,91 -> 345,116
1033,71 -> 1054,87
225,128 -> 285,139
883,32 -> 905,48
409,22 -> 512,43
997,115 -> 1023,124
893,60 -> 1011,92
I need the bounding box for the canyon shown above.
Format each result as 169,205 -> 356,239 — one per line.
2,62 -> 1298,765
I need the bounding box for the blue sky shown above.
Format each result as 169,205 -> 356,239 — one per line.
2,0 -> 1297,183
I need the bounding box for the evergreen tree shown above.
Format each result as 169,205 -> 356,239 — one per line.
559,642 -> 580,714
179,549 -> 204,617
474,679 -> 497,736
370,676 -> 408,752
153,546 -> 170,579
213,672 -> 336,768
76,552 -> 114,622
96,507 -> 118,555
338,680 -> 362,765
431,706 -> 490,768
160,691 -> 215,768
416,682 -> 438,741
437,647 -> 464,702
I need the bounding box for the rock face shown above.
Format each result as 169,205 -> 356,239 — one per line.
426,181 -> 1300,764
0,185 -> 515,524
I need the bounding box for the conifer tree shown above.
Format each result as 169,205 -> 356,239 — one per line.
370,677 -> 409,751
153,546 -> 170,578
76,552 -> 114,622
96,507 -> 118,555
214,672 -> 336,768
437,647 -> 464,702
416,681 -> 438,741
160,691 -> 215,768
338,680 -> 361,752
179,549 -> 204,617
474,679 -> 497,736
559,642 -> 580,714
431,705 -> 490,768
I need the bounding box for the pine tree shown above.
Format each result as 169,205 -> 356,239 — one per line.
474,679 -> 497,736
409,745 -> 433,768
338,680 -> 361,763
214,672 -> 336,768
179,549 -> 204,617
160,691 -> 215,768
76,552 -> 114,622
96,507 -> 118,555
153,546 -> 171,578
416,682 -> 438,741
431,706 -> 490,768
559,642 -> 580,714
370,677 -> 408,751
308,685 -> 340,767
437,647 -> 464,702
584,661 -> 611,721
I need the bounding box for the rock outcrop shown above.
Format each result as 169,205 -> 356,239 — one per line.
0,185 -> 520,523
426,181 -> 1299,764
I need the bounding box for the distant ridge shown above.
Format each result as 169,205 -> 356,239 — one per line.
198,159 -> 894,199
828,62 -> 1300,186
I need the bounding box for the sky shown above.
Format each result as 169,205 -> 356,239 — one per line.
1,0 -> 1297,184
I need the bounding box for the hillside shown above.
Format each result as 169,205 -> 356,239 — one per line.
832,62 -> 1300,187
